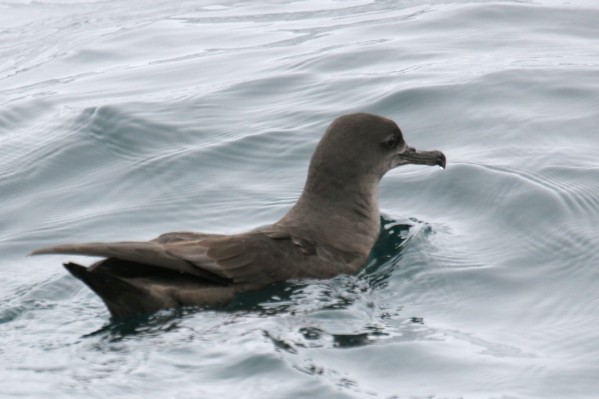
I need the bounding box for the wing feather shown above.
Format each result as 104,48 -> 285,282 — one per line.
31,226 -> 329,285
31,241 -> 226,282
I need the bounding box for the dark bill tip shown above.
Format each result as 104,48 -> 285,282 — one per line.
436,151 -> 447,169
399,148 -> 447,169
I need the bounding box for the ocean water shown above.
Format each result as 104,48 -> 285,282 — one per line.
1,0 -> 598,398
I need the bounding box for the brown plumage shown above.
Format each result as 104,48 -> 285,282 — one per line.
31,113 -> 446,319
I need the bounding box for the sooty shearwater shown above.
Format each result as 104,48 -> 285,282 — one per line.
31,113 -> 446,319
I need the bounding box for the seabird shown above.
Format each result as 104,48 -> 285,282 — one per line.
31,113 -> 446,319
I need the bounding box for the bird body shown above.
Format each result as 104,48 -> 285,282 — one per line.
32,113 -> 446,319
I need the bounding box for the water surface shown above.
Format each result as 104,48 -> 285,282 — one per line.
2,1 -> 599,398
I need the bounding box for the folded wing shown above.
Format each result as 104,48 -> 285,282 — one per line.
31,228 -> 313,286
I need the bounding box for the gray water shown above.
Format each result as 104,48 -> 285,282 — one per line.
2,1 -> 599,398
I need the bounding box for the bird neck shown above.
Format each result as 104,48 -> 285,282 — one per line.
278,174 -> 382,256
297,179 -> 379,221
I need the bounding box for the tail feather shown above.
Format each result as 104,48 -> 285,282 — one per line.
63,260 -> 237,319
64,262 -> 169,319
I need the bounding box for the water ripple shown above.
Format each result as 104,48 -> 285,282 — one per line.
2,1 -> 599,398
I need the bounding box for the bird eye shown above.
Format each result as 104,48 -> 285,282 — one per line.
384,136 -> 398,148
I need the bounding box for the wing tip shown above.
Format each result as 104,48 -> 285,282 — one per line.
29,244 -> 76,256
29,243 -> 100,257
29,247 -> 54,256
